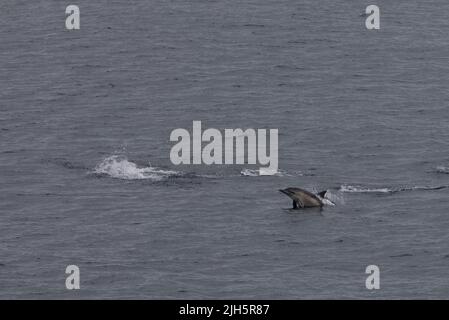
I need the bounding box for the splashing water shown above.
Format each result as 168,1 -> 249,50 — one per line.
321,190 -> 345,205
94,155 -> 179,181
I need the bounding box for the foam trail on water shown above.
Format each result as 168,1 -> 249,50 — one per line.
340,184 -> 449,194
94,155 -> 179,181
340,185 -> 392,193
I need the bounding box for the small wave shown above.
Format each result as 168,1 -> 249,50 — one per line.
240,169 -> 291,177
339,185 -> 392,193
47,157 -> 89,170
404,185 -> 449,192
94,155 -> 180,181
389,253 -> 413,258
240,169 -> 259,177
436,166 -> 449,174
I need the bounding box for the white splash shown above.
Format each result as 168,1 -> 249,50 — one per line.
321,198 -> 336,206
319,190 -> 344,205
94,155 -> 179,181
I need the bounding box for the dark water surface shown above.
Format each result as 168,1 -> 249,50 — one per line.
1,0 -> 449,298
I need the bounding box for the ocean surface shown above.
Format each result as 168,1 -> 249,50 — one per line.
1,0 -> 449,299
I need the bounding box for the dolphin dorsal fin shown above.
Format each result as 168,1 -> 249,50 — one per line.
317,190 -> 327,198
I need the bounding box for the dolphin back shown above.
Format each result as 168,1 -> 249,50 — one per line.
279,187 -> 323,208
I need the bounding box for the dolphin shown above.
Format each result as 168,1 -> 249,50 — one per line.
279,187 -> 331,209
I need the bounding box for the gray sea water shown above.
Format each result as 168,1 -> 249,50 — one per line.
1,0 -> 449,299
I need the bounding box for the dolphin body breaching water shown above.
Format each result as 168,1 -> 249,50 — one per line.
279,187 -> 334,209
